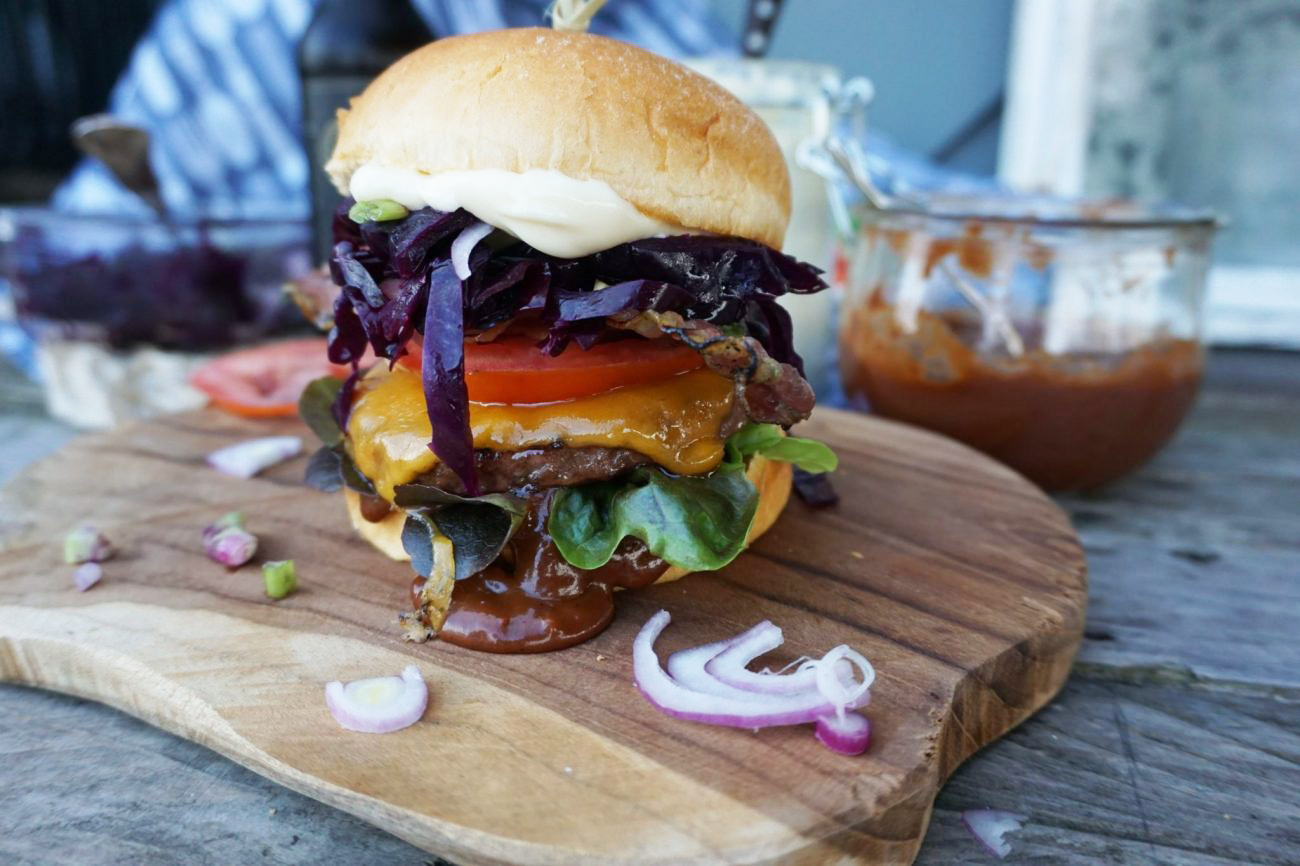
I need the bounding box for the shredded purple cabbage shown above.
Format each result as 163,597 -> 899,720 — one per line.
9,225 -> 262,350
331,366 -> 362,433
792,468 -> 839,508
327,201 -> 827,492
421,262 -> 478,494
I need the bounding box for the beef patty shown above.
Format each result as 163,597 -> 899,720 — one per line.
356,445 -> 655,521
420,444 -> 653,496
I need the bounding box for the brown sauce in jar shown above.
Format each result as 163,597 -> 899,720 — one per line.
839,299 -> 1204,491
409,490 -> 666,653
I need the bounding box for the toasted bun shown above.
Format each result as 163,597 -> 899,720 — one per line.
345,491 -> 414,562
327,28 -> 790,249
344,454 -> 792,584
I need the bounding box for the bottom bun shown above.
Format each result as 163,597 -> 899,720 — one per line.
343,454 -> 793,585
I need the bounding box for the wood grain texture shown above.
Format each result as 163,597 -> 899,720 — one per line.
0,683 -> 427,866
0,407 -> 1086,865
1061,361 -> 1300,689
920,678 -> 1300,865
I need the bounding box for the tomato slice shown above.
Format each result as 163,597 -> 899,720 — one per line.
190,338 -> 352,419
397,336 -> 706,404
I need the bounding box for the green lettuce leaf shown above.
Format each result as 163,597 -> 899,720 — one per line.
303,446 -> 344,492
548,424 -> 835,574
549,462 -> 759,572
396,484 -> 526,581
338,452 -> 378,495
298,377 -> 344,445
728,423 -> 838,473
302,444 -> 376,495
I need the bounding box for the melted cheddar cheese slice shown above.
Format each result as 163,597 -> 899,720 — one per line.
347,366 -> 735,500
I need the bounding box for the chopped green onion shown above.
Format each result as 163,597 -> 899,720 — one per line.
348,199 -> 409,223
211,511 -> 244,532
64,524 -> 114,565
262,560 -> 298,599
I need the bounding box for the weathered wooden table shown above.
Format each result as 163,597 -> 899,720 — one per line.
1,350 -> 1296,865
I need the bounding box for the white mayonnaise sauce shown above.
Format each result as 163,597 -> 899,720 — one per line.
349,164 -> 685,258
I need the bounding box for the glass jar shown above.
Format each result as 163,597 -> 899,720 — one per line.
836,197 -> 1217,490
685,59 -> 871,395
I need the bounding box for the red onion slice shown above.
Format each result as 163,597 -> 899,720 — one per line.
667,622 -> 863,703
73,562 -> 103,592
633,611 -> 871,730
451,221 -> 494,280
325,665 -> 428,734
705,625 -> 862,696
665,621 -> 783,697
962,809 -> 1028,859
815,712 -> 870,755
207,436 -> 303,479
814,645 -> 874,708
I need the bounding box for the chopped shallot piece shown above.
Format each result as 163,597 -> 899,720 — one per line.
203,524 -> 258,568
73,562 -> 103,592
325,665 -> 428,734
64,525 -> 113,564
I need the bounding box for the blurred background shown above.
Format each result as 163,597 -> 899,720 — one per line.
1,0 -> 1297,488
0,0 -> 1016,200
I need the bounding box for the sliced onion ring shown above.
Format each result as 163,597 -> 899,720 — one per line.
207,435 -> 302,479
668,622 -> 862,701
815,712 -> 870,755
962,809 -> 1028,859
705,624 -> 866,696
665,621 -> 781,697
815,645 -> 874,710
633,611 -> 874,749
325,665 -> 428,734
451,220 -> 494,280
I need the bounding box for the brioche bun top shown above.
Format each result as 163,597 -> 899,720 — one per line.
326,28 -> 791,249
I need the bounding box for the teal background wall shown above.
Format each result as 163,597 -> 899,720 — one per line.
709,0 -> 1013,175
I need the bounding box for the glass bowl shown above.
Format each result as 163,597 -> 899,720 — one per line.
0,207 -> 312,427
836,195 -> 1217,490
0,207 -> 311,349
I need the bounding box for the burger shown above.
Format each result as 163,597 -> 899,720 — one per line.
299,28 -> 836,653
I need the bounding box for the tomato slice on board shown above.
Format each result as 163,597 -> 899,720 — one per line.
397,336 -> 706,404
190,338 -> 352,419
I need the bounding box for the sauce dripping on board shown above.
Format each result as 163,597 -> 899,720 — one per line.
409,490 -> 666,652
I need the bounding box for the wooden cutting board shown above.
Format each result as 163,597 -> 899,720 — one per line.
0,408 -> 1085,865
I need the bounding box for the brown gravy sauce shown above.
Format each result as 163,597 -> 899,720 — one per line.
409,491 -> 665,653
839,298 -> 1204,491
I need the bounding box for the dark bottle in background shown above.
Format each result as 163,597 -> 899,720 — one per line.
298,0 -> 432,264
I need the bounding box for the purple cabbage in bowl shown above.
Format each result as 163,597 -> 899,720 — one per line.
0,207 -> 312,350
